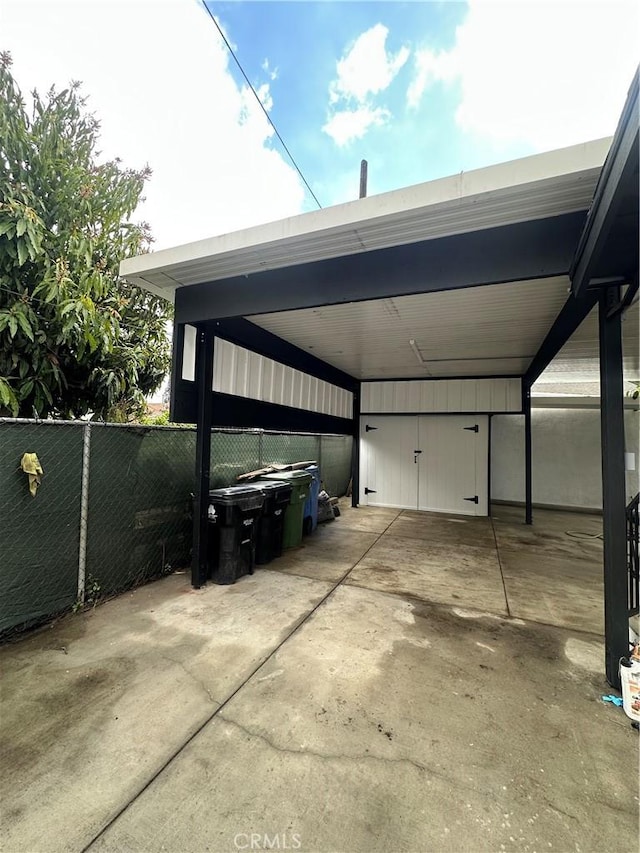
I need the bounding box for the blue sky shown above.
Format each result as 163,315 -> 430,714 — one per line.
209,1 -> 475,207
208,0 -> 638,211
3,0 -> 639,247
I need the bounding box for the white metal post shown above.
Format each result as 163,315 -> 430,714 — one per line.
77,422 -> 92,603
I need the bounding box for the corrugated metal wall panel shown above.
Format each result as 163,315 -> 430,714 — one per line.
361,378 -> 522,413
211,338 -> 353,419
342,389 -> 350,419
247,350 -> 263,400
364,383 -> 378,412
475,380 -> 492,411
361,383 -> 371,412
506,380 -> 523,411
261,358 -> 274,403
316,380 -> 326,412
433,382 -> 449,412
213,337 -> 234,394
182,324 -> 197,381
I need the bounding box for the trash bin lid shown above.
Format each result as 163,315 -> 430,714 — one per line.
263,470 -> 313,485
251,480 -> 293,495
208,485 -> 265,507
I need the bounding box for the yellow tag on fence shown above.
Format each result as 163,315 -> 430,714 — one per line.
20,452 -> 43,497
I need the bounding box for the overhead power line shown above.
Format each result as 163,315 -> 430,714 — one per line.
202,3 -> 322,209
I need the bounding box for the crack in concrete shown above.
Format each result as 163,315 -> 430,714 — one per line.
216,711 -> 479,792
542,799 -> 579,823
161,654 -> 219,706
490,515 -> 512,618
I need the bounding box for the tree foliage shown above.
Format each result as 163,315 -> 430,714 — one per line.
0,52 -> 171,420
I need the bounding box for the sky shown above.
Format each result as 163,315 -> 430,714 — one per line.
2,0 -> 638,251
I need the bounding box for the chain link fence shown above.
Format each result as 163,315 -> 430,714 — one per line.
0,419 -> 353,638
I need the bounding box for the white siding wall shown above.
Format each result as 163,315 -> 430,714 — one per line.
491,409 -> 640,510
362,378 -> 521,414
212,337 -> 353,420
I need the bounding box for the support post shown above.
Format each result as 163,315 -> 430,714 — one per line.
599,287 -> 628,688
487,415 -> 492,518
524,384 -> 533,525
351,385 -> 361,507
191,328 -> 215,589
77,422 -> 91,603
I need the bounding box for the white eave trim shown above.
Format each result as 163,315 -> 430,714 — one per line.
120,137 -> 611,295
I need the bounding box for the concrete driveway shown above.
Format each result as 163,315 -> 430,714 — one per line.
1,503 -> 637,852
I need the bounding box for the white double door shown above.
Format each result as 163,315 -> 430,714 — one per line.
360,415 -> 488,516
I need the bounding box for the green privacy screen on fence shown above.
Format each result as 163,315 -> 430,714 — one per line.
0,421 -> 353,637
210,430 -> 261,489
0,423 -> 84,634
86,426 -> 197,599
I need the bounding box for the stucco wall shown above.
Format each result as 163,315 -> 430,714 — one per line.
491,408 -> 639,510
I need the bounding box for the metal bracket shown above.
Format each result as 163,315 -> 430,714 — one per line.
606,278 -> 638,320
365,424 -> 378,432
464,495 -> 479,504
364,487 -> 377,495
463,425 -> 479,433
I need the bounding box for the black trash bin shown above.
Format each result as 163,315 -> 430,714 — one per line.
252,480 -> 293,565
207,486 -> 265,584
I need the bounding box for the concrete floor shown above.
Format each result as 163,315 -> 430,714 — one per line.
1,503 -> 637,853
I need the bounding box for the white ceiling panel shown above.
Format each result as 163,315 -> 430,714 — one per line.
248,277 -> 570,380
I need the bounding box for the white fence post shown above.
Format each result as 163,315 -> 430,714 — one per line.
77,422 -> 92,603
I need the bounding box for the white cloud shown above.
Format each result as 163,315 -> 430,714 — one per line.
2,0 -> 306,250
330,23 -> 409,103
262,58 -> 278,81
407,0 -> 639,151
407,48 -> 458,109
322,106 -> 390,147
324,23 -> 409,146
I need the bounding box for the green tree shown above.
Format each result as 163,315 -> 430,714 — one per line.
0,52 -> 171,420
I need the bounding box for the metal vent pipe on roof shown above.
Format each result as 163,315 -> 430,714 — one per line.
359,160 -> 368,199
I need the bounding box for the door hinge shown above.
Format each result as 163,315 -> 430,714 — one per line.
364,487 -> 377,495
464,495 -> 479,504
463,425 -> 479,433
365,424 -> 378,432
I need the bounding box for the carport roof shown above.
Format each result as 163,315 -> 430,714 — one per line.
120,139 -> 610,301
121,138 -> 619,384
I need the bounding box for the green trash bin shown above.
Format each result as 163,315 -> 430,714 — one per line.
262,470 -> 312,549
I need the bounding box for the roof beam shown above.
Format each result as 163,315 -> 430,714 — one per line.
524,290 -> 599,386
571,69 -> 639,297
209,392 -> 353,435
174,212 -> 587,324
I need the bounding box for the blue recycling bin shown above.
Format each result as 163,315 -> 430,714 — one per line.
303,464 -> 321,535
